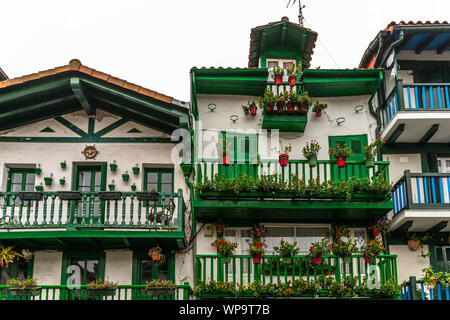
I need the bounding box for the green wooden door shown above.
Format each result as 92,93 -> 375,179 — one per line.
218,132 -> 258,179
329,134 -> 368,181
73,165 -> 106,224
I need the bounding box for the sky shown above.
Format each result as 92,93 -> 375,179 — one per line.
0,0 -> 449,102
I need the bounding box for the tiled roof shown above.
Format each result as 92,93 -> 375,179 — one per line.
0,59 -> 173,104
385,20 -> 449,30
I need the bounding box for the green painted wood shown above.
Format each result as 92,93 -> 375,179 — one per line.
262,114 -> 308,132
70,78 -> 94,116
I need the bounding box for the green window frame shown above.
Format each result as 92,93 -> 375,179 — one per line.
328,134 -> 368,162
6,168 -> 36,206
72,164 -> 107,192
143,168 -> 174,194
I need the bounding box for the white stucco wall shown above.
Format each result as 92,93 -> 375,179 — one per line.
32,250 -> 63,284
383,153 -> 422,185
104,250 -> 133,284
390,244 -> 429,283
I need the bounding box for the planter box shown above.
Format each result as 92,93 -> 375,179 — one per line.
18,192 -> 43,201
145,288 -> 175,296
262,114 -> 308,132
86,288 -> 117,298
196,291 -> 236,299
99,192 -> 123,201
237,291 -> 254,298
57,191 -> 82,201
136,192 -> 160,201
9,288 -> 42,297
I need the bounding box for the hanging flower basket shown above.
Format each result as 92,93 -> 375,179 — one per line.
44,177 -> 53,186
312,257 -> 322,264
364,257 -> 370,264
35,185 -> 44,192
216,224 -> 224,236
152,253 -> 160,262
250,105 -> 257,116
109,163 -> 117,172
35,168 -> 41,175
308,156 -> 317,167
274,75 -> 282,85
343,256 -> 352,264
254,242 -> 263,247
279,154 -> 289,167
372,230 -> 379,237
408,240 -> 421,251
59,179 -> 65,186
132,166 -> 140,175
122,173 -> 130,182
266,105 -> 274,114
222,153 -> 231,166
337,156 -> 346,168
365,158 -> 375,168
315,110 -> 322,117
288,76 -> 296,86
86,288 -> 116,298
131,184 -> 137,191
222,256 -> 232,264
9,288 -> 42,297
252,256 -> 262,264
108,184 -> 115,191
60,161 -> 67,169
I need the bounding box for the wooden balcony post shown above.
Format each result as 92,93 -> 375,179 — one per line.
396,79 -> 405,111
409,276 -> 418,300
404,170 -> 413,210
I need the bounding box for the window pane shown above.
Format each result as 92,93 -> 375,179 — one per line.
436,247 -> 444,261
12,173 -> 22,183
224,229 -> 236,243
446,248 -> 450,262
94,172 -> 102,185
161,173 -> 172,183
25,184 -> 35,192
141,260 -> 154,283
147,183 -> 158,192
283,62 -> 293,69
267,61 -> 278,69
147,173 -> 158,183
161,184 -> 172,193
0,265 -> 12,284
16,260 -> 28,281
265,227 -> 295,254
11,184 -> 22,192
26,174 -> 35,184
295,227 -> 329,254
79,172 -> 91,187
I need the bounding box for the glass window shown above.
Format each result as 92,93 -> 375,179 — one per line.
295,227 -> 329,254
283,61 -> 293,69
7,169 -> 36,205
140,259 -> 168,283
265,227 -> 295,255
144,168 -> 174,206
267,61 -> 278,69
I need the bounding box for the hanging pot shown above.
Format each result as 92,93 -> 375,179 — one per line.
308,156 -> 317,167
408,240 -> 421,251
254,242 -> 263,247
222,153 -> 231,166
108,184 -> 115,191
343,256 -> 352,264
279,154 -> 289,167
250,105 -> 257,116
365,158 -> 375,168
216,224 -> 224,235
315,110 -> 322,117
274,76 -> 283,85
277,102 -> 285,114
372,230 -> 379,237
288,76 -> 296,86
312,257 -> 322,264
222,256 -> 232,264
364,257 -> 370,264
152,253 -> 160,262
252,256 -> 262,264
337,156 -> 346,168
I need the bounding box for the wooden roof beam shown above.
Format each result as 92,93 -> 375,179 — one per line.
415,34 -> 439,54
437,39 -> 450,54
70,77 -> 94,116
418,124 -> 439,145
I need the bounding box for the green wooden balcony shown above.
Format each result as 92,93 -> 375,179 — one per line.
195,254 -> 398,299
0,283 -> 192,300
0,190 -> 186,249
194,159 -> 392,224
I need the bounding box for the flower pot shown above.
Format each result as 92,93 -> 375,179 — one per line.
222,256 -> 232,264
254,242 -> 262,246
122,174 -> 129,182
60,162 -> 67,169
408,240 -> 421,251
250,105 -> 257,117
59,179 -> 65,186
132,167 -> 140,175
287,104 -> 295,114
279,154 -> 289,167
343,256 -> 352,264
315,110 -> 322,117
216,224 -> 224,235
35,185 -> 44,192
35,168 -> 41,175
282,257 -> 292,264
86,288 -> 116,298
145,288 -> 175,297
288,76 -> 296,86
308,157 -> 317,167
252,256 -> 262,264
372,230 -> 379,237
277,103 -> 285,113
44,177 -> 52,186
222,153 -> 231,166
364,257 -> 370,264
152,253 -> 160,262
365,158 -> 375,168
109,163 -> 117,172
131,184 -> 137,191
312,257 -> 322,264
9,288 -> 42,297
274,76 -> 282,85
266,105 -> 274,114
299,107 -> 307,115
108,184 -> 115,191
337,157 -> 346,168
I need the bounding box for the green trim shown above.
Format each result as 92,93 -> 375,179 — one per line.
70,77 -> 94,116
127,128 -> 142,133
262,114 -> 308,132
39,127 -> 55,133
0,136 -> 174,143
60,251 -> 106,287
94,118 -> 129,137
54,116 -> 87,137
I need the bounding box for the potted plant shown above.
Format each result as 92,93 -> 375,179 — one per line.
0,245 -> 22,268
286,61 -> 301,86
279,141 -> 292,168
407,233 -> 422,251
259,89 -> 276,114
302,140 -> 321,167
109,160 -> 117,172
35,183 -> 44,192
212,239 -> 238,264
298,93 -> 313,114
286,90 -> 299,114
363,134 -> 386,168
362,239 -> 385,264
8,278 -> 41,297
86,279 -> 118,298
271,65 -> 284,85
251,224 -> 267,241
273,239 -> 299,264
329,143 -> 353,168
312,101 -> 327,117
60,161 -> 67,169
193,280 -> 237,299
145,279 -> 176,297
132,164 -> 140,175
308,238 -> 331,264
131,183 -> 137,191
217,138 -> 233,167
148,246 -> 165,263
59,177 -> 66,186
108,180 -> 115,191
44,174 -> 53,186
122,171 -> 130,182
332,239 -> 358,264
242,101 -> 257,117
276,91 -> 289,113
368,218 -> 389,237
35,165 -> 41,176
249,243 -> 265,264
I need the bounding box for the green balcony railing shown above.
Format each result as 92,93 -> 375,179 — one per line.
195,254 -> 398,287
0,283 -> 192,300
0,190 -> 184,230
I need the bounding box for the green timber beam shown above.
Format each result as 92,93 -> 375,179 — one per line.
415,34 -> 439,54
397,220 -> 413,233
0,136 -> 173,143
280,25 -> 287,45
303,77 -> 379,84
55,238 -> 70,247
122,238 -> 131,246
425,221 -> 448,233
0,230 -> 186,240
54,116 -> 88,137
418,124 -> 439,145
386,124 -> 405,145
93,118 -> 129,137
80,78 -> 189,127
70,77 -> 94,116
437,39 -> 450,55
0,78 -> 69,105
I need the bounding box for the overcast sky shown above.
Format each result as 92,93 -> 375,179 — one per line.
1,0 -> 448,101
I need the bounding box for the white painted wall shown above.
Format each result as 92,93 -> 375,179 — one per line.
33,250 -> 63,284
389,244 -> 429,283
104,250 -> 133,284
383,153 -> 422,185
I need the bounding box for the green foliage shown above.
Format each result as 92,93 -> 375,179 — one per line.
363,135 -> 386,159
242,100 -> 256,116
145,279 -> 176,289
193,280 -> 237,296
7,277 -> 38,289
308,238 -> 331,258
212,239 -> 238,257
286,61 -> 302,77
258,89 -> 277,110
329,224 -> 350,240
420,266 -> 450,288
86,279 -> 118,289
329,143 -> 353,159
332,239 -> 359,257
362,239 -> 385,263
248,244 -> 266,257
271,65 -> 284,77
302,140 -> 321,159
273,239 -> 299,258
312,101 -> 327,112
368,218 -> 390,235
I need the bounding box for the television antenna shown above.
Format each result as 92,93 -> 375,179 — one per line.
286,0 -> 305,26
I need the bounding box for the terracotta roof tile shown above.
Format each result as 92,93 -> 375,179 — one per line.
385,20 -> 449,30
0,59 -> 174,104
